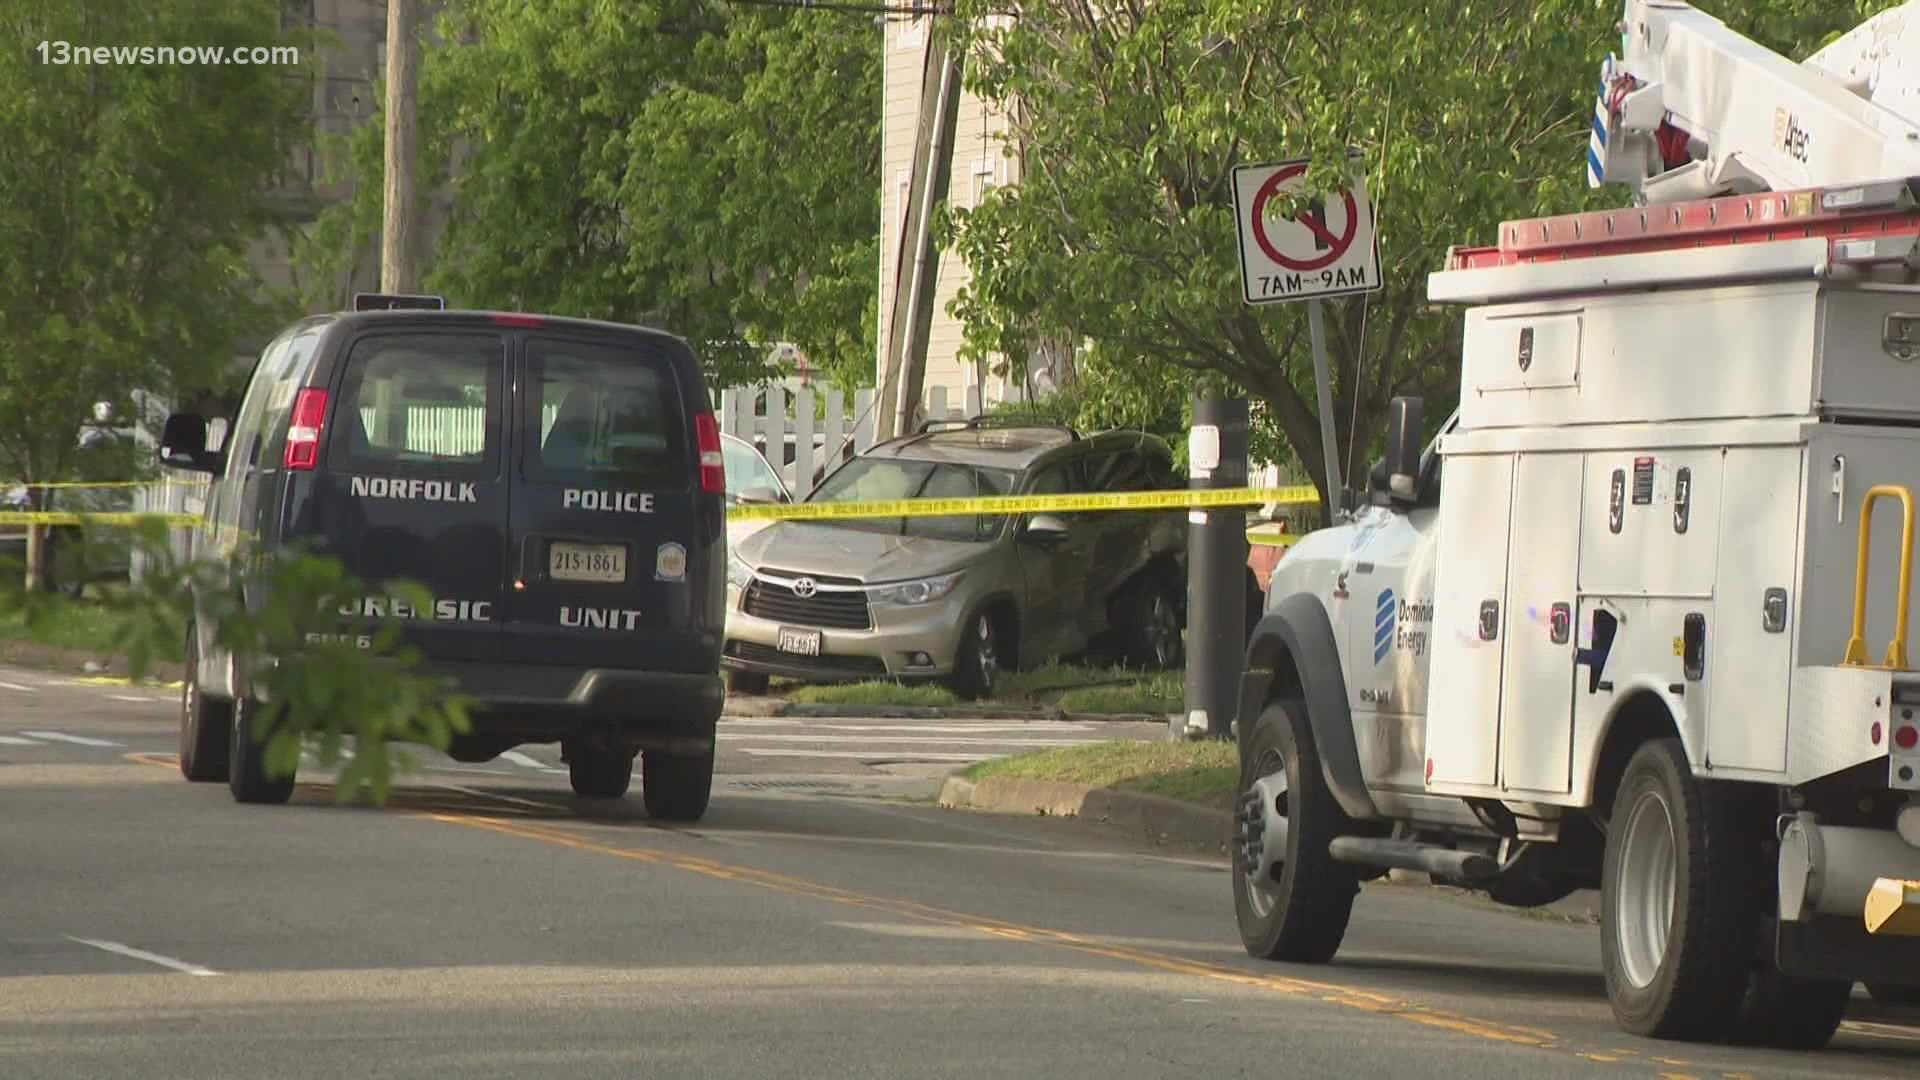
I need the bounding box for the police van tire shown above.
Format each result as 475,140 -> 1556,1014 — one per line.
178,626 -> 231,783
1232,697 -> 1360,965
568,747 -> 634,799
1600,737 -> 1755,1042
642,745 -> 714,822
227,696 -> 295,805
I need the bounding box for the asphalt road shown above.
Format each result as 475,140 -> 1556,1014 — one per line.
2,664 -> 1918,1079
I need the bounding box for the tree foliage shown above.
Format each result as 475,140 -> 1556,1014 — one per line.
940,0 -> 1896,515
0,522 -> 473,804
301,0 -> 882,392
0,0 -> 309,486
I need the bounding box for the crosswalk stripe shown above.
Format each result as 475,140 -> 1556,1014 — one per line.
19,731 -> 121,747
722,719 -> 1098,734
716,733 -> 1094,748
0,680 -> 38,692
737,748 -> 992,762
502,751 -> 563,773
0,735 -> 43,745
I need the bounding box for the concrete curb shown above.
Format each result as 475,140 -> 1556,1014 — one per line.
0,639 -> 184,684
938,774 -> 1231,853
723,696 -> 1166,724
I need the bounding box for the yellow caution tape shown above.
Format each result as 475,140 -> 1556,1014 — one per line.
726,485 -> 1319,521
2,486 -> 1318,528
0,512 -> 201,526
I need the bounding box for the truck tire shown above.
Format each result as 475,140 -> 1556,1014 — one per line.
568,746 -> 634,799
1600,737 -> 1756,1041
642,744 -> 715,822
1735,970 -> 1851,1049
177,626 -> 231,783
1233,697 -> 1361,964
227,696 -> 295,805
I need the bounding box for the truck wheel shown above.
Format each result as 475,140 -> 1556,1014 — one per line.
568,746 -> 635,799
1232,697 -> 1361,964
642,744 -> 715,822
177,626 -> 231,783
1734,969 -> 1851,1049
1600,737 -> 1755,1041
227,696 -> 295,805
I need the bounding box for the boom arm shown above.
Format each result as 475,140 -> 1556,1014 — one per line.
1588,0 -> 1920,205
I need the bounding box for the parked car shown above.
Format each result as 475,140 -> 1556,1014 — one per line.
722,420 -> 1187,699
720,431 -> 790,552
155,304 -> 728,819
0,482 -> 136,595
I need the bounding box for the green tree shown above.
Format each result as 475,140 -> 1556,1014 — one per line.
939,0 -> 1895,516
0,0 -> 311,588
300,0 -> 882,392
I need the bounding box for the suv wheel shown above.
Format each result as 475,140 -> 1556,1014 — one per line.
567,744 -> 635,799
1118,571 -> 1184,670
178,624 -> 232,783
642,743 -> 715,822
948,610 -> 1001,701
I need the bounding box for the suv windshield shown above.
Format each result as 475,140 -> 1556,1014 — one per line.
806,457 -> 1015,542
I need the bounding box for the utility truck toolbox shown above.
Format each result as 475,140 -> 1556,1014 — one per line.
1231,0 -> 1920,1050
155,306 -> 728,822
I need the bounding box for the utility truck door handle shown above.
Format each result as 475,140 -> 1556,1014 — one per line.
1833,454 -> 1847,525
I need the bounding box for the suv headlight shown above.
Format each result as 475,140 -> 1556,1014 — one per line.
867,571 -> 963,606
727,552 -> 754,589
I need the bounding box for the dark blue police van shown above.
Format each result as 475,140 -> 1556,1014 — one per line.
156,296 -> 728,820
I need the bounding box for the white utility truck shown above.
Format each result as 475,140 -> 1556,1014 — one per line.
1234,0 -> 1920,1047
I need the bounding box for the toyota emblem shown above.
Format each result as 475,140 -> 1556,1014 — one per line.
791,577 -> 818,598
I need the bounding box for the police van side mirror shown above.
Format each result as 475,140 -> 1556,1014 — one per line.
158,412 -> 218,473
1384,396 -> 1423,501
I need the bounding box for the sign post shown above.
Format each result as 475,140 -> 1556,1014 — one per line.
1230,157 -> 1383,517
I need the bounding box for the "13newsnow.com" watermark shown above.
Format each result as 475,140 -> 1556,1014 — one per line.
34,41 -> 300,66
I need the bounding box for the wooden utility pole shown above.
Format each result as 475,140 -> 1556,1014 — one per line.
381,0 -> 419,292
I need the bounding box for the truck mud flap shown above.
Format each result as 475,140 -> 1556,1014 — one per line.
1239,593 -> 1379,821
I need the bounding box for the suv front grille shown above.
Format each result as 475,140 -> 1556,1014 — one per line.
743,578 -> 873,630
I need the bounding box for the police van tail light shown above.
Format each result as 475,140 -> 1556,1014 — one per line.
285,388 -> 329,471
695,412 -> 725,493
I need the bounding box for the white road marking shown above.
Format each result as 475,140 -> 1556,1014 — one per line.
0,680 -> 39,692
431,784 -> 567,812
721,718 -> 1098,734
0,735 -> 44,745
65,936 -> 218,976
736,748 -> 991,762
106,694 -> 153,703
502,751 -> 564,773
20,731 -> 121,747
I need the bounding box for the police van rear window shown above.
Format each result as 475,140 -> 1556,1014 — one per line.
333,333 -> 503,475
522,337 -> 688,487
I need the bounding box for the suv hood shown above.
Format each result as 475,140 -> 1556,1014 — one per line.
733,522 -> 981,583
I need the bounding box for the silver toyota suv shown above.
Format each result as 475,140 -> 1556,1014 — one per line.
722,420 -> 1187,698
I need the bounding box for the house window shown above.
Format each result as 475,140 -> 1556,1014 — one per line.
971,156 -> 998,207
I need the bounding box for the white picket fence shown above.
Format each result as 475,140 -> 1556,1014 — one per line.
715,383 -> 984,499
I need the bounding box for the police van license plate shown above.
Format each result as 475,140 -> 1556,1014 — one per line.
550,542 -> 626,583
777,627 -> 822,656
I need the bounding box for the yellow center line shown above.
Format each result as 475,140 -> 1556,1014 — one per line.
423,810 -> 1615,1063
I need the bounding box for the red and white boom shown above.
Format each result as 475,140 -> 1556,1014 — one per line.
1588,0 -> 1920,205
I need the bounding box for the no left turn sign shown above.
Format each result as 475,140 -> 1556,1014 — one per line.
1231,159 -> 1382,306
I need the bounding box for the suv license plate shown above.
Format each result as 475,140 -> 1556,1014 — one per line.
550,542 -> 626,583
777,628 -> 822,656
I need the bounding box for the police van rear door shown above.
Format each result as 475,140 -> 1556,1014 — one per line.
315,328 -> 508,661
504,330 -> 708,670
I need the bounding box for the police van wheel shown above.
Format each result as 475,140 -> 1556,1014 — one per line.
568,745 -> 634,799
1232,697 -> 1360,964
642,745 -> 714,822
227,696 -> 295,805
178,626 -> 231,783
1600,737 -> 1755,1041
